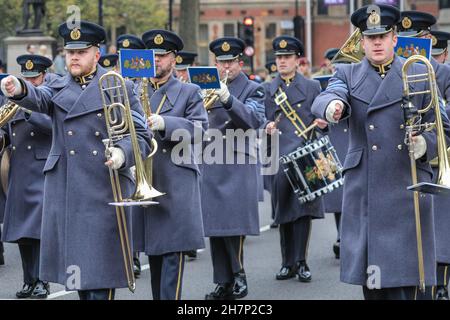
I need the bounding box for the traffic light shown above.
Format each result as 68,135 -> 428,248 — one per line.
242,16 -> 255,48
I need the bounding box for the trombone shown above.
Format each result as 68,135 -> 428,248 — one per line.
98,71 -> 160,292
402,54 -> 450,292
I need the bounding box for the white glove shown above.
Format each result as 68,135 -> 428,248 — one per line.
148,114 -> 165,131
325,100 -> 344,123
1,75 -> 23,97
217,81 -> 231,104
413,135 -> 427,160
106,147 -> 125,170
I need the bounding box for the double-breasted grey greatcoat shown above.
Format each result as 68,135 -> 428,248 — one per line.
265,73 -> 325,225
312,56 -> 443,288
201,71 -> 266,237
133,76 -> 208,256
1,73 -> 55,243
9,66 -> 152,290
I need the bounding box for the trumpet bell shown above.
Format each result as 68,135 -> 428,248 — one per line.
331,28 -> 364,64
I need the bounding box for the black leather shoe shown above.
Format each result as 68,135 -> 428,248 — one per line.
185,250 -> 197,260
232,272 -> 248,299
275,266 -> 297,280
333,240 -> 340,259
270,222 -> 278,229
16,283 -> 36,299
435,286 -> 449,300
205,283 -> 234,300
30,281 -> 49,299
133,257 -> 141,277
297,261 -> 312,282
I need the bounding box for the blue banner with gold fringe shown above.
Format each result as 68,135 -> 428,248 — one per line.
395,37 -> 432,60
119,49 -> 155,78
187,67 -> 221,89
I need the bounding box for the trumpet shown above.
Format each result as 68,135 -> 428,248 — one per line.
331,28 -> 364,64
203,70 -> 229,110
402,54 -> 450,292
98,71 -> 160,292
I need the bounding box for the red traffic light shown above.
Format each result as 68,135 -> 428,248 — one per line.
243,16 -> 254,26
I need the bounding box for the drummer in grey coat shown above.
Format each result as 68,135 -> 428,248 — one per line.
312,4 -> 445,300
1,21 -> 152,300
265,36 -> 326,283
141,29 -> 208,300
398,13 -> 450,300
0,54 -> 56,299
202,37 -> 266,300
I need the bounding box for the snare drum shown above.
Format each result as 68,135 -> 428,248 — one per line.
280,135 -> 344,204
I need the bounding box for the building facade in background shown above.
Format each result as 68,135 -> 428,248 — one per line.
171,0 -> 443,70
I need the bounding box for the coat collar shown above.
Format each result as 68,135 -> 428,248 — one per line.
227,72 -> 248,100
368,56 -> 405,111
148,75 -> 181,114
269,72 -> 307,102
64,66 -> 109,119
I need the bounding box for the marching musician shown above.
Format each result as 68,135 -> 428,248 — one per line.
174,51 -> 197,82
202,37 -> 265,300
312,4 -> 445,300
115,33 -> 147,279
140,29 -> 208,300
264,36 -> 326,283
0,55 -> 56,299
398,11 -> 450,300
0,20 -> 152,300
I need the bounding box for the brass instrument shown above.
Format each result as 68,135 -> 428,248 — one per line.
331,28 -> 364,64
0,101 -> 21,128
204,70 -> 229,110
402,54 -> 450,293
98,71 -> 160,292
139,77 -> 164,197
274,87 -> 318,140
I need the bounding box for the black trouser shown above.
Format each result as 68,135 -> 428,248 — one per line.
0,226 -> 4,258
417,263 -> 450,300
148,252 -> 185,300
279,216 -> 312,267
78,289 -> 115,300
334,212 -> 341,241
210,236 -> 245,284
18,238 -> 40,285
362,286 -> 419,300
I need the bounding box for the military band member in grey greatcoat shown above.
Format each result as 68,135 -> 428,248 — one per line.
140,29 -> 208,300
398,11 -> 450,300
115,33 -> 147,278
0,54 -> 56,299
1,20 -> 152,300
264,36 -> 326,283
202,37 -> 266,300
312,4 -> 445,300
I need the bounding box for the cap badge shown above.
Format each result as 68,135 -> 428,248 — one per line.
25,60 -> 34,70
279,39 -> 288,49
402,17 -> 412,29
123,39 -> 130,48
221,41 -> 231,52
368,11 -> 381,26
176,55 -> 183,64
70,28 -> 81,41
154,34 -> 164,45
